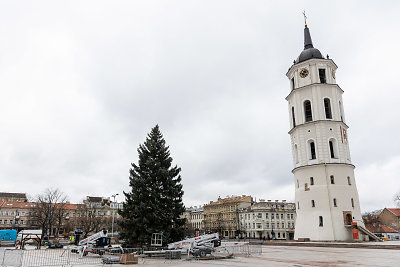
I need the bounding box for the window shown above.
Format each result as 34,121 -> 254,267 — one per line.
310,177 -> 314,185
347,176 -> 351,185
311,200 -> 315,207
0,220 -> 2,224
20,220 -> 24,224
319,69 -> 326,83
330,175 -> 335,184
277,222 -> 280,228
278,233 -> 281,238
304,100 -> 313,122
281,214 -> 283,219
292,106 -> 296,127
291,214 -> 294,220
287,214 -> 290,219
266,222 -> 269,228
339,101 -> 344,121
297,202 -> 300,209
319,216 -> 323,227
324,98 -> 332,119
271,214 -> 274,219
4,220 -> 7,224
291,78 -> 295,89
283,233 -> 286,238
351,198 -> 355,208
309,141 -> 316,160
329,140 -> 335,158
266,213 -> 269,219
333,198 -> 337,207
258,213 -> 262,219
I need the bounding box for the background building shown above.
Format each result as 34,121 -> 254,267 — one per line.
239,199 -> 296,240
203,195 -> 252,238
0,192 -> 27,202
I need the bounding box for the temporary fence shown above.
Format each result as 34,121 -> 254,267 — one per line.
1,243 -> 262,266
0,247 -> 143,267
216,243 -> 262,257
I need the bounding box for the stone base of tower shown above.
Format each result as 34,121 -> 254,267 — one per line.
293,164 -> 366,242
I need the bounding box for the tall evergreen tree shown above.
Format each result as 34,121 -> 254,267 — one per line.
119,125 -> 185,246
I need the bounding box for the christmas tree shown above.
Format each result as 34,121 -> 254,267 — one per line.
119,125 -> 185,246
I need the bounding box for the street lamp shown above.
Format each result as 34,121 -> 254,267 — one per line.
111,194 -> 119,238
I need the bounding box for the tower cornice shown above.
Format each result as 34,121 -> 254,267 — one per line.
288,120 -> 349,135
286,58 -> 338,77
291,162 -> 355,174
285,83 -> 344,101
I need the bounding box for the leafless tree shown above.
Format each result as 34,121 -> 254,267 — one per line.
362,212 -> 381,225
28,188 -> 68,239
76,204 -> 107,237
394,192 -> 400,207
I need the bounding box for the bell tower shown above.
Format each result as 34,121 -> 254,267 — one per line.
286,22 -> 365,241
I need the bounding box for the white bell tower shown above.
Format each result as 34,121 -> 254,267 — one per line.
286,22 -> 365,241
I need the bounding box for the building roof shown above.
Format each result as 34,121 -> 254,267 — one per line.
204,195 -> 252,206
86,196 -> 103,202
0,201 -> 83,210
366,223 -> 399,234
295,25 -> 324,64
0,192 -> 27,199
388,208 -> 400,217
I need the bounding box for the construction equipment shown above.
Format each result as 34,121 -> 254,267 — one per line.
167,233 -> 221,257
71,229 -> 117,256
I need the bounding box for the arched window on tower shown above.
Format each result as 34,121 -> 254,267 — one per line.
292,106 -> 296,127
294,144 -> 299,164
339,101 -> 344,122
324,98 -> 332,119
329,138 -> 338,159
308,140 -> 316,160
304,100 -> 313,122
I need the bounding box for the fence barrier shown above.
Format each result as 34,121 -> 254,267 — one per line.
0,243 -> 262,266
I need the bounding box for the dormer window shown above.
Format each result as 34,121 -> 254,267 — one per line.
319,69 -> 326,83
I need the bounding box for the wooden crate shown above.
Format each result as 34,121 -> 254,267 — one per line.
119,253 -> 138,264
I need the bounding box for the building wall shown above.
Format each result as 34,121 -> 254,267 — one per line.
239,200 -> 296,240
203,196 -> 252,238
379,209 -> 400,231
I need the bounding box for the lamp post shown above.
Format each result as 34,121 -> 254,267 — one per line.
111,194 -> 119,238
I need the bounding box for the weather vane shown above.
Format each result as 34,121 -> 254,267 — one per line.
302,10 -> 307,26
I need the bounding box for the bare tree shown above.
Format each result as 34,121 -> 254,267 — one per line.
394,192 -> 400,207
28,188 -> 68,239
362,212 -> 381,225
76,204 -> 106,237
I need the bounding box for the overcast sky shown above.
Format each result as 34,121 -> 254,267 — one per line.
1,1 -> 399,212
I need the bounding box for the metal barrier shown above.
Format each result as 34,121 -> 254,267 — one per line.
0,244 -> 262,266
216,243 -> 262,257
0,247 -> 142,267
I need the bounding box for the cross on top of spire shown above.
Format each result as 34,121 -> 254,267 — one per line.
302,10 -> 307,27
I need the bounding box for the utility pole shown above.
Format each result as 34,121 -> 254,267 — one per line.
111,193 -> 119,238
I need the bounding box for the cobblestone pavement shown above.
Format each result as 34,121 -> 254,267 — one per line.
112,245 -> 399,266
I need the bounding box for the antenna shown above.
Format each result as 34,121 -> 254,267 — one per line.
302,10 -> 307,26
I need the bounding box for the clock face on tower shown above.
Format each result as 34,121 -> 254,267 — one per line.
299,68 -> 309,78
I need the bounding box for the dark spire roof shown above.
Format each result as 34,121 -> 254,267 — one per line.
295,24 -> 324,64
